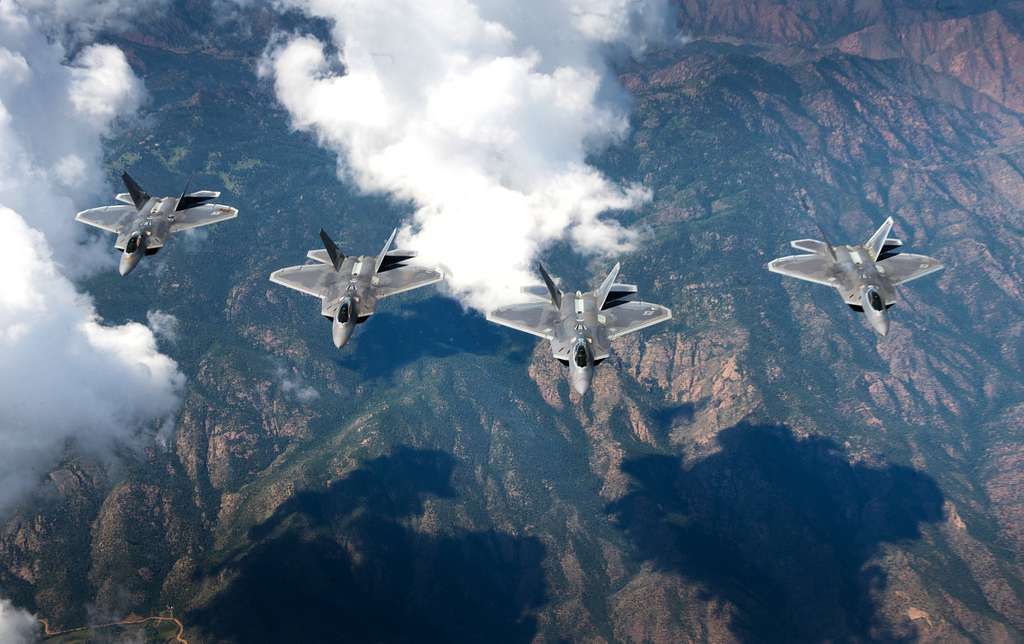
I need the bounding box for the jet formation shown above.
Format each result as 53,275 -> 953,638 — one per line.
74,171 -> 946,398
768,217 -> 943,335
488,263 -> 672,395
75,173 -> 238,275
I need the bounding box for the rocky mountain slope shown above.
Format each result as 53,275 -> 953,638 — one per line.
1,1 -> 1022,642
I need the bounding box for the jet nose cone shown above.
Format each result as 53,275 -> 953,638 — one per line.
118,254 -> 138,276
573,379 -> 590,396
332,321 -> 353,348
870,313 -> 890,337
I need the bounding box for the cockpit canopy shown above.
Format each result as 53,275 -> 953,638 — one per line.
866,288 -> 884,312
336,300 -> 350,324
573,342 -> 588,368
124,233 -> 141,254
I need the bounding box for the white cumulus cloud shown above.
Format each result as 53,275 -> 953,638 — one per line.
0,0 -> 185,514
0,598 -> 38,644
262,0 -> 669,310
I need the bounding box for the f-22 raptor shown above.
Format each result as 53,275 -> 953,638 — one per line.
270,228 -> 443,348
75,173 -> 238,275
768,217 -> 943,335
488,263 -> 672,396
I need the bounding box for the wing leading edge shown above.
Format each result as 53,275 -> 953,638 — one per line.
487,302 -> 559,340
601,301 -> 672,340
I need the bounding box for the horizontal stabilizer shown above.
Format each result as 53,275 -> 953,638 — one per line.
115,193 -> 135,205
878,237 -> 903,260
601,283 -> 638,310
378,250 -> 417,273
790,239 -> 830,254
176,190 -> 219,212
521,285 -> 553,300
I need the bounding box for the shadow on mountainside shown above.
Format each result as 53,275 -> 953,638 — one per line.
336,297 -> 533,379
190,448 -> 546,644
607,423 -> 945,643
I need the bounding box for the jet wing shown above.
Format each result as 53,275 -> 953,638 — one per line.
75,205 -> 133,234
169,204 -> 238,232
374,267 -> 443,299
487,302 -> 560,340
877,253 -> 943,285
767,254 -> 837,287
600,301 -> 672,340
269,264 -> 334,298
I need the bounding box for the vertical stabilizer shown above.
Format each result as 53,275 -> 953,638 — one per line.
538,263 -> 562,310
121,172 -> 150,210
813,220 -> 838,261
319,229 -> 345,271
374,228 -> 399,273
594,263 -> 622,310
865,217 -> 895,261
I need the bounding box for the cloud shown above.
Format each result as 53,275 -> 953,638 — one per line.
147,310 -> 180,343
275,366 -> 319,403
6,0 -> 169,42
0,8 -> 146,276
0,598 -> 39,643
261,0 -> 670,311
0,208 -> 185,510
0,1 -> 185,514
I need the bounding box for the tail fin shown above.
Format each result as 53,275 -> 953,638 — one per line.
374,228 -> 399,273
594,263 -> 621,310
175,173 -> 217,211
121,172 -> 150,210
812,220 -> 838,261
538,263 -> 562,309
319,229 -> 345,271
865,217 -> 894,261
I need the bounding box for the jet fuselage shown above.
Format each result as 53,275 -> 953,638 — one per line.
116,197 -> 175,275
828,245 -> 896,336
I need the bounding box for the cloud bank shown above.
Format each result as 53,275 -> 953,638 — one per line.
262,0 -> 670,310
0,598 -> 38,644
0,1 -> 184,514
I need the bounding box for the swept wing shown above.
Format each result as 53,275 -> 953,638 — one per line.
170,203 -> 238,232
268,264 -> 334,298
601,301 -> 672,340
375,267 -> 443,299
767,255 -> 836,287
487,302 -> 560,340
877,254 -> 944,285
75,205 -> 134,234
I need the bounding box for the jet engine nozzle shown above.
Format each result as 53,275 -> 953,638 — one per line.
331,297 -> 357,348
568,339 -> 593,395
119,233 -> 145,276
860,286 -> 889,336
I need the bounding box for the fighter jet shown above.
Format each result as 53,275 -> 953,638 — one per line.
487,263 -> 672,396
75,172 -> 238,276
269,228 -> 443,348
767,217 -> 943,336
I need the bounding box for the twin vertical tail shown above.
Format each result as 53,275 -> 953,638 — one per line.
538,263 -> 562,309
121,172 -> 150,210
594,263 -> 622,310
319,229 -> 345,271
864,217 -> 895,261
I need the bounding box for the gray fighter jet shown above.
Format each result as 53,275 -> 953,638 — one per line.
768,217 -> 943,336
75,172 -> 239,276
270,228 -> 444,348
487,263 -> 672,395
